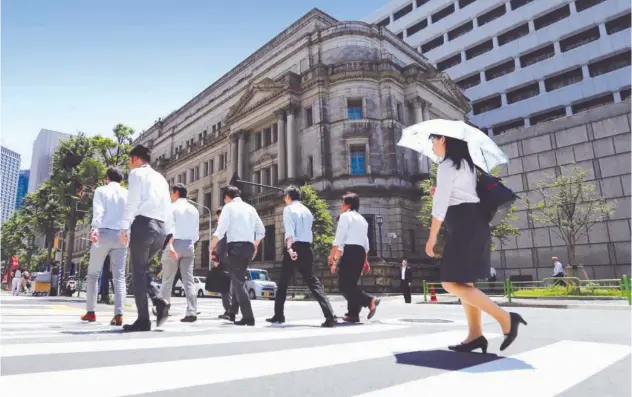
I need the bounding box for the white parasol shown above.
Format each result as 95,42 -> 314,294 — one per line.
397,119 -> 509,172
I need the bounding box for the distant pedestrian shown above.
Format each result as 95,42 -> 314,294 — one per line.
120,145 -> 172,332
267,186 -> 336,327
400,259 -> 412,304
211,185 -> 265,326
12,268 -> 22,295
329,192 -> 380,323
552,257 -> 566,286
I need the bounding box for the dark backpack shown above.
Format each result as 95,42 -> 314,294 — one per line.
475,166 -> 518,226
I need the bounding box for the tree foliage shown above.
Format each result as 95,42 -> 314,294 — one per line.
299,184 -> 335,261
525,164 -> 615,267
418,162 -> 521,257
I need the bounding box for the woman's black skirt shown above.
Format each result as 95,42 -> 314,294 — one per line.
440,202 -> 491,283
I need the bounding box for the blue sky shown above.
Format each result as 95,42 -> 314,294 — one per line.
2,0 -> 390,168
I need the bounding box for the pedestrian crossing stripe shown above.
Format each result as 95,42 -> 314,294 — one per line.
353,340 -> 632,397
1,330 -> 495,396
1,323 -> 407,357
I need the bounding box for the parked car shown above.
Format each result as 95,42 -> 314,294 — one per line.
245,268 -> 277,300
174,276 -> 210,298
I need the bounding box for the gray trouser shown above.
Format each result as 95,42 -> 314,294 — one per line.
227,242 -> 255,320
159,239 -> 197,316
221,281 -> 239,315
86,229 -> 127,315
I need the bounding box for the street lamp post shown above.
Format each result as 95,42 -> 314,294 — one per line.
376,215 -> 384,259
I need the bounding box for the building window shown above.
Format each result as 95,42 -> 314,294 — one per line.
264,225 -> 275,261
201,241 -> 209,269
506,82 -> 540,104
575,0 -> 606,13
377,17 -> 389,27
177,174 -> 182,183
203,162 -> 209,177
560,26 -> 600,53
421,35 -> 444,53
209,159 -> 214,174
190,168 -> 195,182
350,146 -> 366,176
529,107 -> 566,126
477,4 -> 506,27
195,166 -> 200,181
406,19 -> 428,37
431,3 -> 454,23
393,3 -> 413,21
485,60 -> 515,81
255,132 -> 262,150
456,73 -> 481,90
605,13 -> 631,35
437,53 -> 462,71
272,124 -> 278,143
544,68 -> 583,92
571,93 -> 614,114
347,98 -> 363,120
465,39 -> 493,60
588,50 -> 631,77
534,4 -> 570,30
519,44 -> 555,68
448,21 -> 473,41
204,192 -> 212,209
493,119 -> 525,136
363,215 -> 377,257
472,96 -> 502,115
305,107 -> 313,127
510,0 -> 533,10
498,23 -> 529,46
307,156 -> 314,178
264,128 -> 272,146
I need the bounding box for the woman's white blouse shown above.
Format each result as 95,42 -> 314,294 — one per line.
431,158 -> 479,221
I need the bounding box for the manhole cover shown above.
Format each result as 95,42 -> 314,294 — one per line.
399,318 -> 454,324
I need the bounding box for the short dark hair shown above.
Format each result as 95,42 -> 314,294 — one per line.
129,145 -> 151,163
342,192 -> 360,211
216,206 -> 223,216
105,167 -> 123,183
223,185 -> 241,200
284,185 -> 301,201
171,183 -> 187,198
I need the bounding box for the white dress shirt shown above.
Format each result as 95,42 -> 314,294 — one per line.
91,182 -> 127,231
213,197 -> 265,243
490,267 -> 497,277
432,158 -> 480,221
553,261 -> 565,276
333,210 -> 370,253
121,164 -> 172,230
401,267 -> 406,280
284,201 -> 313,244
168,198 -> 200,242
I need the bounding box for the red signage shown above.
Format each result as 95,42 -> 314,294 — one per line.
11,256 -> 18,269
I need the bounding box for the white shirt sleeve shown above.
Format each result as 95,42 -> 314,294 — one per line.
193,208 -> 200,243
91,188 -> 104,230
432,161 -> 457,222
363,235 -> 370,253
165,203 -> 175,237
283,206 -> 295,242
253,208 -> 266,241
333,213 -> 350,248
121,170 -> 142,230
213,203 -> 230,239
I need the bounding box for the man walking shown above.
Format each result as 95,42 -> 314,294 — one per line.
120,145 -> 171,332
211,186 -> 265,326
267,186 -> 335,327
214,207 -> 239,321
156,184 -> 200,322
81,168 -> 127,325
400,259 -> 412,304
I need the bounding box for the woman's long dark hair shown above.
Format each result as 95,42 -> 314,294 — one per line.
430,134 -> 475,171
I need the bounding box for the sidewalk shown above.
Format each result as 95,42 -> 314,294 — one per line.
416,294 -> 630,310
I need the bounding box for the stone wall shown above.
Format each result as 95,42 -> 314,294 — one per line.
491,101 -> 631,281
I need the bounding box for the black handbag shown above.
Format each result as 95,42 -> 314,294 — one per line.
475,166 -> 518,226
205,266 -> 230,293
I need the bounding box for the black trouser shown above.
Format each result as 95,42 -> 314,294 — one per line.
220,262 -> 239,315
227,242 -> 255,320
338,245 -> 373,317
400,280 -> 411,303
275,242 -> 334,320
553,272 -> 566,286
129,216 -> 165,322
100,256 -> 113,302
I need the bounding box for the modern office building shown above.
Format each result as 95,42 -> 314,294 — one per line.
366,0 -> 631,135
132,8 -> 470,280
15,170 -> 30,210
1,146 -> 21,223
27,129 -> 71,193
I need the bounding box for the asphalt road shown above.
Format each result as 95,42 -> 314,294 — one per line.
1,292 -> 630,397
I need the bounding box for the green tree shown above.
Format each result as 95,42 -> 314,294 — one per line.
526,165 -> 615,268
23,181 -> 64,264
418,162 -> 520,257
299,184 -> 335,261
1,209 -> 40,270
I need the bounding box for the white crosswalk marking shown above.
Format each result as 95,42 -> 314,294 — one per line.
1,295 -> 628,397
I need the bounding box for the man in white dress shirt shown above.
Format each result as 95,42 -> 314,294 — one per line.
120,145 -> 172,332
157,183 -> 200,322
211,185 -> 265,326
81,168 -> 128,326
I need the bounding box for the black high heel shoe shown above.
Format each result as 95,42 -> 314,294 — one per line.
448,336 -> 488,354
500,312 -> 527,351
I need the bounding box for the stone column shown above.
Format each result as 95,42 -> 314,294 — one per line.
410,97 -> 424,124
276,110 -> 287,182
237,132 -> 246,178
422,101 -> 431,121
229,134 -> 238,177
421,100 -> 432,172
286,105 -> 298,180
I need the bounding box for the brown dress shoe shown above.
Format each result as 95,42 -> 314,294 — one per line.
81,312 -> 96,322
110,315 -> 123,326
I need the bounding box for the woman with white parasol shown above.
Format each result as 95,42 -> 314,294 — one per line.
399,119 -> 526,353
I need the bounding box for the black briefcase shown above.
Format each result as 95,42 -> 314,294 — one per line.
205,266 -> 230,293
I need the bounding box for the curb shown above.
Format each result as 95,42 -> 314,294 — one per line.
418,301 -> 631,311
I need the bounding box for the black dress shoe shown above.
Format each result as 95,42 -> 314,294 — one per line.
153,298 -> 169,327
321,318 -> 336,328
266,316 -> 285,324
448,336 -> 489,354
234,318 -> 255,326
500,312 -> 527,351
219,313 -> 236,321
152,303 -> 170,317
367,297 -> 381,320
122,320 -> 151,332
343,315 -> 360,323
180,315 -> 197,323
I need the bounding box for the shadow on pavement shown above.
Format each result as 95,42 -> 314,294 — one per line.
394,349 -> 532,372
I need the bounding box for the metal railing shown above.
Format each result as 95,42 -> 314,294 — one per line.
422,275 -> 631,305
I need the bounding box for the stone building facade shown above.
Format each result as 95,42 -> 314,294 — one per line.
132,8 -> 470,278
491,100 -> 631,281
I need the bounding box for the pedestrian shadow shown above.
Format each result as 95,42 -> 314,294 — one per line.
60,329 -> 165,335
394,349 -> 533,372
268,322 -> 364,329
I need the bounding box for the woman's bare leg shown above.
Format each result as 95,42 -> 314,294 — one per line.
443,282 -> 511,334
